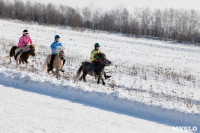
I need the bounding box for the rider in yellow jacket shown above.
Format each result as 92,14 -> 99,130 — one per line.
90,43 -> 111,79
90,43 -> 101,62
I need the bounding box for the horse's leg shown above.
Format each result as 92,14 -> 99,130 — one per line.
56,69 -> 60,79
104,72 -> 111,79
9,57 -> 11,65
48,70 -> 54,75
79,75 -> 83,81
83,73 -> 87,82
24,63 -> 28,70
104,71 -> 107,79
56,70 -> 58,79
97,76 -> 100,84
16,59 -> 20,69
52,70 -> 56,75
18,59 -> 22,70
101,76 -> 106,85
23,60 -> 28,70
52,70 -> 57,77
47,66 -> 51,75
94,73 -> 97,79
58,70 -> 60,79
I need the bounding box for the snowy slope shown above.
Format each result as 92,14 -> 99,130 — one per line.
0,84 -> 184,133
0,19 -> 200,132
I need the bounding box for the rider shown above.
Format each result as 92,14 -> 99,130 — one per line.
90,43 -> 111,79
90,43 -> 101,62
15,29 -> 33,60
47,35 -> 65,72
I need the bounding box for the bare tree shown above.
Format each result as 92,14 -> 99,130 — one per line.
0,0 -> 200,44
82,7 -> 92,28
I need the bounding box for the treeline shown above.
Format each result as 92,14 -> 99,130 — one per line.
0,0 -> 200,43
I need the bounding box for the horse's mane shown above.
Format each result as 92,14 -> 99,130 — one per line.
29,44 -> 35,49
54,46 -> 65,54
94,53 -> 106,58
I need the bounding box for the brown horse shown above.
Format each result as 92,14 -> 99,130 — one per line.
75,53 -> 111,85
8,45 -> 35,69
42,50 -> 65,79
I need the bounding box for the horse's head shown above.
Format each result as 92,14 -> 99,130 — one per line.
59,51 -> 65,60
29,45 -> 35,57
95,53 -> 111,66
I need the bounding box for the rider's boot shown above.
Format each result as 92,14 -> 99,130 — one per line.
47,54 -> 56,72
14,50 -> 22,60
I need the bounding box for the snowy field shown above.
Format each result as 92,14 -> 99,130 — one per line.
0,19 -> 200,132
0,84 -> 181,133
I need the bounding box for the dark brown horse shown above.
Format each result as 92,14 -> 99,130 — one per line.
75,53 -> 111,85
8,45 -> 35,69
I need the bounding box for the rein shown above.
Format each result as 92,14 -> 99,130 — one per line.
96,55 -> 101,62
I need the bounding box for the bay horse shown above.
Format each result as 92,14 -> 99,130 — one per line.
8,45 -> 35,69
75,53 -> 111,85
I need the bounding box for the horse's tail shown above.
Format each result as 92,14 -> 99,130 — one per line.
41,58 -> 48,73
74,65 -> 83,81
4,55 -> 10,59
10,46 -> 17,57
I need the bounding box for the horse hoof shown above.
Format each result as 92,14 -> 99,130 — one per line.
105,76 -> 111,79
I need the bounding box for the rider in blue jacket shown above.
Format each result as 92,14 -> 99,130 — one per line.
50,36 -> 63,54
47,35 -> 65,72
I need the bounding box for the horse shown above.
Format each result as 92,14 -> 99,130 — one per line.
8,45 -> 35,69
75,53 -> 111,85
42,47 -> 65,79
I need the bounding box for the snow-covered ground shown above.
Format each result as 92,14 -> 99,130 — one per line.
0,19 -> 200,132
0,84 -> 185,133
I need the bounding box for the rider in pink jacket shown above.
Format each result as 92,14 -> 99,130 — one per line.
15,29 -> 33,60
17,35 -> 32,47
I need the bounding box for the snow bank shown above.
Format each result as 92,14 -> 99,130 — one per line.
0,68 -> 199,129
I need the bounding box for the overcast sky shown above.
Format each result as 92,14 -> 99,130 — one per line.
19,0 -> 200,12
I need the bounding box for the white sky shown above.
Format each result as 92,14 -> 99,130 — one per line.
15,0 -> 200,12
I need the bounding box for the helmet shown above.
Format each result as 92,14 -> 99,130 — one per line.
55,35 -> 60,40
23,29 -> 29,34
94,43 -> 100,47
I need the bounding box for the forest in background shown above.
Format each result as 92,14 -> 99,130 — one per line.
0,0 -> 200,44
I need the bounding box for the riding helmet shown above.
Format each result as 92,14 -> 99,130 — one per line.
55,35 -> 60,40
94,43 -> 100,47
23,29 -> 29,34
